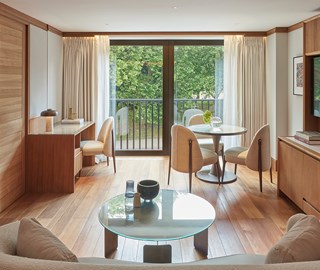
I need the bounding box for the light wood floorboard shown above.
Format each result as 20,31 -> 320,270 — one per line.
0,156 -> 299,263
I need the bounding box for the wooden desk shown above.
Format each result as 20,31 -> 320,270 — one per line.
26,121 -> 95,193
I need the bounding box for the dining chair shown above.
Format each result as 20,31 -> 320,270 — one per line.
222,124 -> 272,192
80,117 -> 116,173
167,124 -> 218,192
182,108 -> 203,126
188,114 -> 224,157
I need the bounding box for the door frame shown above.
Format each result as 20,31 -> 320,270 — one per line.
110,39 -> 223,156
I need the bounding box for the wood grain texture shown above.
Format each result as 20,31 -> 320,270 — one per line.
0,156 -> 298,263
26,123 -> 96,193
0,15 -> 25,212
278,137 -> 320,217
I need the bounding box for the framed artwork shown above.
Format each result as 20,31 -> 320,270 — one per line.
293,56 -> 303,96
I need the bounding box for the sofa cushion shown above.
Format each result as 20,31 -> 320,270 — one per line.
265,214 -> 320,263
16,217 -> 78,262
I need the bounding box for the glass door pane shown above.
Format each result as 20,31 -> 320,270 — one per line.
174,46 -> 224,126
110,45 -> 163,151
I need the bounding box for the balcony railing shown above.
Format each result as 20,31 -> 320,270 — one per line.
111,98 -> 223,151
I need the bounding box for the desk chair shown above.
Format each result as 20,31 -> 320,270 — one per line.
168,124 -> 218,192
188,114 -> 224,157
222,124 -> 272,192
80,117 -> 116,173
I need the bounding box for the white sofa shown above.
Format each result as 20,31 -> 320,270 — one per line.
1,220 -> 320,270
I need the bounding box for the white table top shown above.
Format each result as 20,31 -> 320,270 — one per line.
189,124 -> 247,136
31,121 -> 94,135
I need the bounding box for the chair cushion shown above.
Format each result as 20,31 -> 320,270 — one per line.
200,148 -> 218,166
16,218 -> 78,262
197,138 -> 224,154
265,214 -> 320,263
81,140 -> 104,156
224,146 -> 248,165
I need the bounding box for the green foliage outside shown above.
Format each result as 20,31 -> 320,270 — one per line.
110,45 -> 224,101
109,45 -> 224,150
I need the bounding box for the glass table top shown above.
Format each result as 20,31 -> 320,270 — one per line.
98,189 -> 215,241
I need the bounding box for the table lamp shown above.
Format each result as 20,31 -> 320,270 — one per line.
40,109 -> 58,132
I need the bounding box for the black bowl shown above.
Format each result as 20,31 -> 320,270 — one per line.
137,180 -> 160,201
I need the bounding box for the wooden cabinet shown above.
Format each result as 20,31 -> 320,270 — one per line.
278,137 -> 320,218
26,121 -> 95,193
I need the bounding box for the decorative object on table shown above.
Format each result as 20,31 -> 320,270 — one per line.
293,56 -> 303,96
61,118 -> 84,124
125,180 -> 135,221
210,116 -> 222,128
137,180 -> 160,201
40,109 -> 58,132
67,107 -> 78,120
294,130 -> 320,145
125,180 -> 135,198
133,192 -> 141,208
203,110 -> 213,124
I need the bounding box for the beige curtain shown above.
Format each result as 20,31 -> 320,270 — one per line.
223,35 -> 266,147
242,37 -> 266,146
63,37 -> 97,121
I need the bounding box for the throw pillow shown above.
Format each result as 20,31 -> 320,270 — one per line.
286,213 -> 306,232
265,214 -> 320,263
16,217 -> 78,262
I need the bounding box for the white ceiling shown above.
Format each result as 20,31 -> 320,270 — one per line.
2,0 -> 320,33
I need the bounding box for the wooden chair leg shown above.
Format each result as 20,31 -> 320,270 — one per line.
234,164 -> 237,174
269,158 -> 273,183
259,168 -> 263,192
216,163 -> 220,184
222,158 -> 226,182
188,140 -> 193,193
167,137 -> 172,186
167,156 -> 171,186
112,130 -> 116,173
107,157 -> 109,166
258,139 -> 262,192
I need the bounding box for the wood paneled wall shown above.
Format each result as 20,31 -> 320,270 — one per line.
0,15 -> 25,212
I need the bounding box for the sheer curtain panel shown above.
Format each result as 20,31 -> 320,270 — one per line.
223,36 -> 266,148
63,37 -> 97,121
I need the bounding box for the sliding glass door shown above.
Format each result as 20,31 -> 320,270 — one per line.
110,40 -> 223,155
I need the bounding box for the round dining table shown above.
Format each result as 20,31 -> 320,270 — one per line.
188,124 -> 247,184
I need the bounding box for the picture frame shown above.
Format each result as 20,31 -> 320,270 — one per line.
293,56 -> 303,96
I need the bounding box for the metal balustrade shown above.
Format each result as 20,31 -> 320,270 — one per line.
111,98 -> 223,151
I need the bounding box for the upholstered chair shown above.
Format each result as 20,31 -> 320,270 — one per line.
182,108 -> 203,126
188,114 -> 224,157
168,124 -> 218,193
222,124 -> 272,192
80,117 -> 116,173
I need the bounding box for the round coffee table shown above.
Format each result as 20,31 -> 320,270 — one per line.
98,189 -> 215,262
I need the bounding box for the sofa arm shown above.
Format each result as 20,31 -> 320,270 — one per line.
79,254 -> 266,266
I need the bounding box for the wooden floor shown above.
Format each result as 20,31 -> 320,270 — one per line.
0,157 -> 299,263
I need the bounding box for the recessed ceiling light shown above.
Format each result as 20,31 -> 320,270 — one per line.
172,6 -> 178,9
